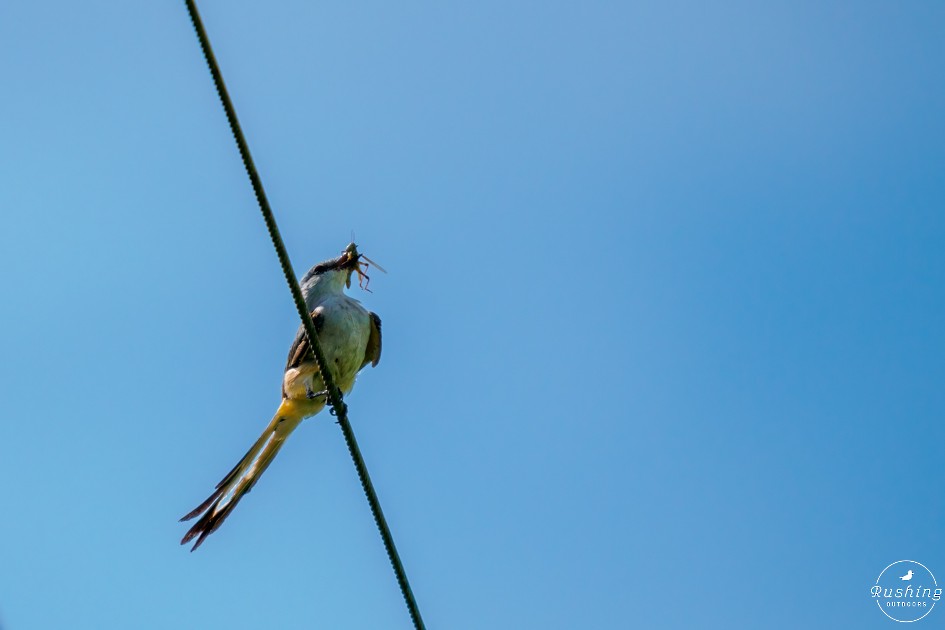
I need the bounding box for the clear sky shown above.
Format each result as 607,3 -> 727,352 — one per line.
1,2 -> 943,628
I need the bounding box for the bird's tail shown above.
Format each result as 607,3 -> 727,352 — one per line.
180,398 -> 306,551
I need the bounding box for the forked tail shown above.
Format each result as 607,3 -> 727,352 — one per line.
180,399 -> 304,551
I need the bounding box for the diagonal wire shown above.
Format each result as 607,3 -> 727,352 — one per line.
183,2 -> 425,628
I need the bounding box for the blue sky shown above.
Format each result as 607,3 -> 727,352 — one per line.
1,1 -> 943,628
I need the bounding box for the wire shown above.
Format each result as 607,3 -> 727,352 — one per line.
183,2 -> 426,628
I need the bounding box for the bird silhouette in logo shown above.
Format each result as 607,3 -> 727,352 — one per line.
900,570 -> 914,581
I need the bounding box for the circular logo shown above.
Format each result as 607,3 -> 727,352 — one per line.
870,560 -> 941,623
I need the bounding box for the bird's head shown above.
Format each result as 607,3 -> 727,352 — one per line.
300,243 -> 385,304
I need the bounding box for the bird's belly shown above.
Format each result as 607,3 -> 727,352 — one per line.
281,296 -> 370,405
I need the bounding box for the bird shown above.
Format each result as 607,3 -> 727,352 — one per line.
900,570 -> 914,581
180,243 -> 383,551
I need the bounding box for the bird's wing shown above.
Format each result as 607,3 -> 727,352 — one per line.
361,312 -> 382,369
285,309 -> 325,370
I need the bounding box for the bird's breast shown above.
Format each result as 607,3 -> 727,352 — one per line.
312,296 -> 371,392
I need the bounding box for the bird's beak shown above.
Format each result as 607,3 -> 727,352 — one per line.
341,243 -> 360,288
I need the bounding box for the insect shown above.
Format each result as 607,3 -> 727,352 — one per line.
354,253 -> 386,292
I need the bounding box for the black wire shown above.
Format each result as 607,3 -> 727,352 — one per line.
183,3 -> 425,628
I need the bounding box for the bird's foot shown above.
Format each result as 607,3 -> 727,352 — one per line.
306,386 -> 328,400
329,390 -> 346,417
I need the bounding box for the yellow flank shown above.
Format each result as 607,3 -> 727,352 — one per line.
276,398 -> 302,421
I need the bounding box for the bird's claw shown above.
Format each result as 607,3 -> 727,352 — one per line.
329,391 -> 346,417
306,387 -> 328,400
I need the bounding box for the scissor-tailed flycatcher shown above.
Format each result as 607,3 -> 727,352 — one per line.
180,243 -> 382,551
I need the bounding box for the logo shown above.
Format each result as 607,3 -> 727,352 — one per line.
870,560 -> 942,622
